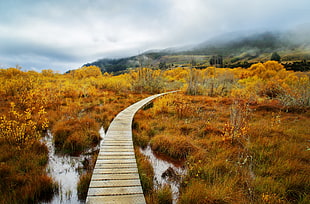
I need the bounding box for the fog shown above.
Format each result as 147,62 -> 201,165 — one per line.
0,0 -> 309,72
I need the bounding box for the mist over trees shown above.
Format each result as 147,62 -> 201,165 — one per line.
83,30 -> 310,74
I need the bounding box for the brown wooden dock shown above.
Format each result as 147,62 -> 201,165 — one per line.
86,92 -> 176,204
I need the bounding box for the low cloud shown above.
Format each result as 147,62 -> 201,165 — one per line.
0,0 -> 309,72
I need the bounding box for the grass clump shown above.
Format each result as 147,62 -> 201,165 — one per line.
52,116 -> 100,155
179,181 -> 207,204
135,147 -> 174,204
133,92 -> 310,203
77,172 -> 92,201
0,141 -> 57,203
77,150 -> 98,201
150,134 -> 196,160
135,148 -> 154,195
156,185 -> 173,204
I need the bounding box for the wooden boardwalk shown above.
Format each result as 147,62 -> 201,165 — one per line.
86,92 -> 176,204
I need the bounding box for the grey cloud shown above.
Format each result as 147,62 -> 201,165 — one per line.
0,0 -> 310,72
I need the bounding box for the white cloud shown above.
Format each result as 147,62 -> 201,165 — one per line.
0,0 -> 310,72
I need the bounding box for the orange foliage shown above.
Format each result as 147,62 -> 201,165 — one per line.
0,59 -> 309,202
69,65 -> 102,79
248,61 -> 286,79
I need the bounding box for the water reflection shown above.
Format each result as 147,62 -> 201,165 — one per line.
41,127 -> 104,204
140,145 -> 186,203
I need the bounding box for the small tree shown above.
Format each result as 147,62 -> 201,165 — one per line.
271,52 -> 281,62
159,61 -> 168,70
130,68 -> 165,93
209,55 -> 223,67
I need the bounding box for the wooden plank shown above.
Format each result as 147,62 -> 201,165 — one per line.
93,167 -> 138,174
96,155 -> 136,160
101,143 -> 133,147
103,138 -> 132,141
98,153 -> 135,157
89,179 -> 142,188
106,130 -> 132,135
87,91 -> 177,204
88,186 -> 143,196
94,163 -> 137,169
102,146 -> 133,148
95,159 -> 137,165
91,173 -> 140,180
98,152 -> 135,157
99,150 -> 135,153
86,194 -> 145,204
99,150 -> 134,153
102,146 -> 134,148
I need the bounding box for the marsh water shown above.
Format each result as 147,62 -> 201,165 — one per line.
41,127 -> 184,203
140,145 -> 186,203
40,127 -> 105,204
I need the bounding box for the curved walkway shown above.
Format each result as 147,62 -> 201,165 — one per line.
86,91 -> 177,204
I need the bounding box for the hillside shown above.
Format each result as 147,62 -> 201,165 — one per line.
83,30 -> 310,73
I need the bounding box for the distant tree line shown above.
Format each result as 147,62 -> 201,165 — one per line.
283,60 -> 310,72
224,52 -> 310,71
81,50 -> 310,74
83,57 -> 137,73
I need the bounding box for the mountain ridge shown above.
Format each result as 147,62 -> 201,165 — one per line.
83,29 -> 310,73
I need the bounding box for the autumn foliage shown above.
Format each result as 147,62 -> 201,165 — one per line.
0,61 -> 309,203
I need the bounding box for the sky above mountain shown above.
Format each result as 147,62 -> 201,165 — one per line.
0,0 -> 309,72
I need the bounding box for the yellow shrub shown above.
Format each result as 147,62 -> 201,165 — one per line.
0,102 -> 48,149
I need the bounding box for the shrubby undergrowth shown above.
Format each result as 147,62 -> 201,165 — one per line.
0,61 -> 309,203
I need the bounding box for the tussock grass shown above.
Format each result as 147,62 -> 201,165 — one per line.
0,68 -> 153,202
0,140 -> 57,203
156,185 -> 173,204
150,134 -> 197,159
178,181 -> 208,204
135,148 -> 154,195
145,185 -> 174,204
136,147 -> 175,204
77,172 -> 92,201
133,93 -> 310,204
1,64 -> 309,203
52,116 -> 100,155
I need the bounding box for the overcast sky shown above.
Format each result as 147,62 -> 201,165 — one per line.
0,0 -> 309,72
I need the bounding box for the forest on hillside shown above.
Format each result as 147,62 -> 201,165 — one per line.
84,31 -> 310,74
0,61 -> 309,203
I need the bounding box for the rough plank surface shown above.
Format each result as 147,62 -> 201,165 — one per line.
86,92 -> 176,204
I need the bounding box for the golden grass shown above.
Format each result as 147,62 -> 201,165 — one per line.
52,116 -> 100,154
0,140 -> 57,203
1,64 -> 309,203
156,185 -> 173,204
77,172 -> 92,201
150,134 -> 197,159
135,148 -> 154,195
133,93 -> 310,204
178,181 -> 208,204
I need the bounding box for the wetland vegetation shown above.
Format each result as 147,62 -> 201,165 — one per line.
0,59 -> 309,203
